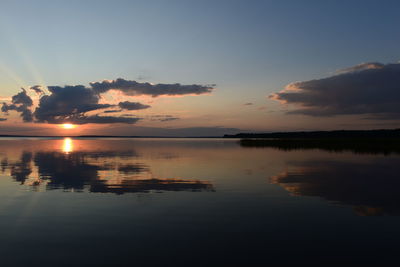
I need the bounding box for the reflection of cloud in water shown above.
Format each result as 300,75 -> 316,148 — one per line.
8,151 -> 33,184
118,164 -> 149,174
271,159 -> 400,216
35,152 -> 100,191
0,148 -> 213,195
91,178 -> 214,194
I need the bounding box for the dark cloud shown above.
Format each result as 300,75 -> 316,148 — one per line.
2,77 -> 214,125
1,88 -> 34,122
270,62 -> 400,119
20,109 -> 34,122
0,118 -> 7,121
244,102 -> 253,106
30,85 -> 44,94
12,88 -> 33,106
121,114 -> 138,117
103,109 -> 122,113
118,101 -> 151,110
159,117 -> 179,122
64,114 -> 140,124
34,85 -> 113,123
90,78 -> 214,97
2,85 -> 141,125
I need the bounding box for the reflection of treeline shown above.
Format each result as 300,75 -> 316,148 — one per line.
225,128 -> 400,139
239,138 -> 400,155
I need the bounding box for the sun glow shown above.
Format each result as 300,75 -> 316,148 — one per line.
61,123 -> 76,129
62,138 -> 73,153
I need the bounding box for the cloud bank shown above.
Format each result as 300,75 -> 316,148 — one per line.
270,62 -> 400,119
34,85 -> 113,124
90,78 -> 214,97
1,78 -> 213,124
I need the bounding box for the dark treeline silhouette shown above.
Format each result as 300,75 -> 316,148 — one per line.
229,129 -> 400,154
224,128 -> 400,139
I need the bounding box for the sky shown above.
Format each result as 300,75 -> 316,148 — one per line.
0,0 -> 399,136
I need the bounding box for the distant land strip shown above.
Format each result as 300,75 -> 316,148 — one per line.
1,129 -> 400,139
227,129 -> 400,155
223,129 -> 400,139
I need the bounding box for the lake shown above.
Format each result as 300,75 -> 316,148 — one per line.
0,137 -> 399,266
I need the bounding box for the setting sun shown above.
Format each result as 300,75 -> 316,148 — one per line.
61,123 -> 76,129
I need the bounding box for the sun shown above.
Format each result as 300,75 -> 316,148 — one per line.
61,123 -> 76,129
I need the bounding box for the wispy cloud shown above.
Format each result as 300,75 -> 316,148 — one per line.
118,101 -> 151,110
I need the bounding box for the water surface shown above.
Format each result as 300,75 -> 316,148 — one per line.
0,138 -> 399,266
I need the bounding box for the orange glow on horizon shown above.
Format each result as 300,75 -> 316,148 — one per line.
61,123 -> 76,129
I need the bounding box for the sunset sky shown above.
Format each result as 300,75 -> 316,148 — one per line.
0,0 -> 399,136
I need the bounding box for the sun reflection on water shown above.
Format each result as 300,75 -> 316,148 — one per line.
63,138 -> 73,153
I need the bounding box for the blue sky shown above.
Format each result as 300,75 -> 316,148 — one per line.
0,0 -> 399,135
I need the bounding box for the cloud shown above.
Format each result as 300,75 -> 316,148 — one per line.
90,78 -> 214,97
118,101 -> 151,110
103,109 -> 122,113
11,88 -> 33,106
149,115 -> 180,122
34,85 -> 113,123
0,118 -> 7,121
30,85 -> 44,94
244,102 -> 253,106
270,62 -> 400,119
336,62 -> 384,74
66,114 -> 140,124
1,88 -> 34,122
1,77 -> 214,125
159,117 -> 179,122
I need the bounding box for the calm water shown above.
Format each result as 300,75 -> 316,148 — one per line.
0,138 -> 400,266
